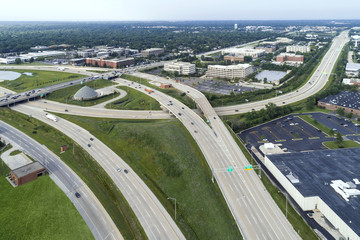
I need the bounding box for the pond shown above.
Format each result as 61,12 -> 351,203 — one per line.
255,70 -> 287,83
0,71 -> 21,81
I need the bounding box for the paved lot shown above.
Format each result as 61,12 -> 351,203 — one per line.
1,149 -> 33,170
310,112 -> 360,135
239,114 -> 331,153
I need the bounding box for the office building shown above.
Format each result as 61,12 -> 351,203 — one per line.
77,49 -> 95,58
164,62 -> 196,75
206,64 -> 253,80
141,48 -> 164,57
85,58 -> 135,69
276,53 -> 304,64
346,63 -> 360,77
286,45 -> 311,53
256,45 -> 277,53
222,48 -> 265,59
224,55 -> 245,63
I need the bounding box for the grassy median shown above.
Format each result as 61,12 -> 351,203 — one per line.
56,114 -> 242,240
323,140 -> 360,149
0,108 -> 146,240
0,152 -> 93,240
106,86 -> 161,110
0,69 -> 85,91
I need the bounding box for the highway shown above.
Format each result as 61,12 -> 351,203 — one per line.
11,104 -> 185,240
0,121 -> 122,240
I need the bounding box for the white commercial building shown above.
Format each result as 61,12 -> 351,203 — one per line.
286,45 -> 311,53
206,64 -> 253,79
346,63 -> 360,77
234,24 -> 238,30
222,48 -> 265,59
164,62 -> 196,75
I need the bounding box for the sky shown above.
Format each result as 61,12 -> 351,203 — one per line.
1,0 -> 360,21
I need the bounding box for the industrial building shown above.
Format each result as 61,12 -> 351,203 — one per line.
261,37 -> 294,46
163,62 -> 196,75
223,55 -> 245,63
141,48 -> 164,58
286,45 -> 311,53
343,78 -> 360,86
276,53 -> 304,64
73,86 -> 98,101
0,51 -> 65,64
255,45 -> 277,53
77,49 -> 95,58
222,48 -> 265,59
318,91 -> 360,116
206,64 -> 253,80
346,63 -> 360,77
85,58 -> 135,69
10,162 -> 46,186
265,148 -> 360,240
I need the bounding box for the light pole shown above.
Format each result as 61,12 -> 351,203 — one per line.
167,197 -> 177,220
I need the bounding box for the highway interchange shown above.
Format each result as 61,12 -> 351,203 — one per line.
0,30 -> 350,239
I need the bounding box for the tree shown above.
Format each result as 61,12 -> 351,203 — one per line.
336,132 -> 344,148
15,58 -> 21,64
336,108 -> 345,116
244,56 -> 253,62
346,112 -> 353,119
29,57 -> 34,63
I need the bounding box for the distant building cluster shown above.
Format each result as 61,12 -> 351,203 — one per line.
164,62 -> 196,75
286,45 -> 311,53
261,37 -> 294,46
141,48 -> 165,57
0,51 -> 65,64
206,64 -> 253,80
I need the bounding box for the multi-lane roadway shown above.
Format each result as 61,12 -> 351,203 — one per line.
0,121 -> 122,240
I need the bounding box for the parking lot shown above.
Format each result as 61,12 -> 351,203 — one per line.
239,114 -> 332,153
310,112 -> 360,135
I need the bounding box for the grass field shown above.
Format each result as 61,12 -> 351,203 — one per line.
0,108 -> 146,240
46,79 -> 118,106
323,140 -> 360,149
105,86 -> 161,110
0,69 -> 85,91
0,158 -> 93,240
225,124 -> 318,240
57,114 -> 242,240
121,74 -> 196,108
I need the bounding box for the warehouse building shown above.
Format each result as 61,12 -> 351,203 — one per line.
286,45 -> 311,53
10,162 -> 46,186
206,64 -> 253,80
222,48 -> 265,59
265,148 -> 360,240
164,62 -> 196,75
318,91 -> 360,116
141,48 -> 164,57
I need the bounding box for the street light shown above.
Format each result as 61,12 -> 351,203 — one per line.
167,197 -> 177,220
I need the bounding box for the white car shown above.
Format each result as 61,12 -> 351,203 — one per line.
117,168 -> 121,172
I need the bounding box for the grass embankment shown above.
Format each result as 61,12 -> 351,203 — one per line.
106,86 -> 161,110
0,108 -> 146,240
298,115 -> 333,135
323,140 -> 360,149
0,69 -> 85,91
46,79 -> 119,106
9,150 -> 21,156
0,148 -> 93,240
121,74 -> 196,109
225,124 -> 318,240
57,114 -> 242,240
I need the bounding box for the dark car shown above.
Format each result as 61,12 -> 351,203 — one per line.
87,144 -> 91,147
124,169 -> 128,174
65,109 -> 68,112
90,138 -> 94,141
75,192 -> 81,198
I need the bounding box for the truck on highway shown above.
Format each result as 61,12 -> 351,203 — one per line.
145,88 -> 153,94
45,113 -> 58,122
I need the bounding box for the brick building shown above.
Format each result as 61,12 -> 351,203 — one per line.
317,91 -> 360,116
85,58 -> 135,69
224,55 -> 245,63
10,162 -> 46,186
276,53 -> 304,64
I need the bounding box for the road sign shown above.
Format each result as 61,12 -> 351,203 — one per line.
227,166 -> 233,172
80,81 -> 83,84
40,94 -> 43,98
245,165 -> 252,170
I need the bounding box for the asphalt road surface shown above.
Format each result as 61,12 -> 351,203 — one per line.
0,121 -> 122,240
11,104 -> 185,240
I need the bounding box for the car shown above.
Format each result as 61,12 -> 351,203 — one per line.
191,122 -> 194,125
327,116 -> 331,118
65,109 -> 68,112
182,107 -> 185,109
235,109 -> 239,112
87,144 -> 91,147
290,123 -> 295,126
124,169 -> 128,174
340,123 -> 344,125
75,192 -> 81,198
317,129 -> 322,132
282,102 -> 286,104
187,91 -> 189,93
251,108 -> 255,111
281,124 -> 285,127
117,168 -> 121,172
213,117 -> 216,119
70,83 -> 73,85
90,138 -> 94,141
333,128 -> 337,131
194,130 -> 198,133
178,113 -> 182,116
344,124 -> 348,127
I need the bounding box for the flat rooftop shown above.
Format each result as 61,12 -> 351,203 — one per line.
12,161 -> 45,178
319,90 -> 360,110
267,148 -> 360,236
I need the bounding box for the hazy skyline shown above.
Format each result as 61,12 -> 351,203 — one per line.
1,0 -> 360,21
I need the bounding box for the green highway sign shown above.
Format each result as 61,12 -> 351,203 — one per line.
40,94 -> 43,98
227,166 -> 233,172
245,165 -> 252,171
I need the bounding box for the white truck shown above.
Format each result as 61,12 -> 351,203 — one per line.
46,113 -> 58,122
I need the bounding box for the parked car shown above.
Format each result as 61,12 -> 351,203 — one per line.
75,192 -> 81,198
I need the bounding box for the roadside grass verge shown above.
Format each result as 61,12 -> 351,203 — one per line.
297,115 -> 333,135
9,149 -> 21,156
0,108 -> 146,240
46,79 -> 119,106
0,70 -> 85,91
225,124 -> 318,240
0,155 -> 93,240
106,86 -> 161,110
56,114 -> 243,240
323,140 -> 360,149
121,74 -> 196,108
